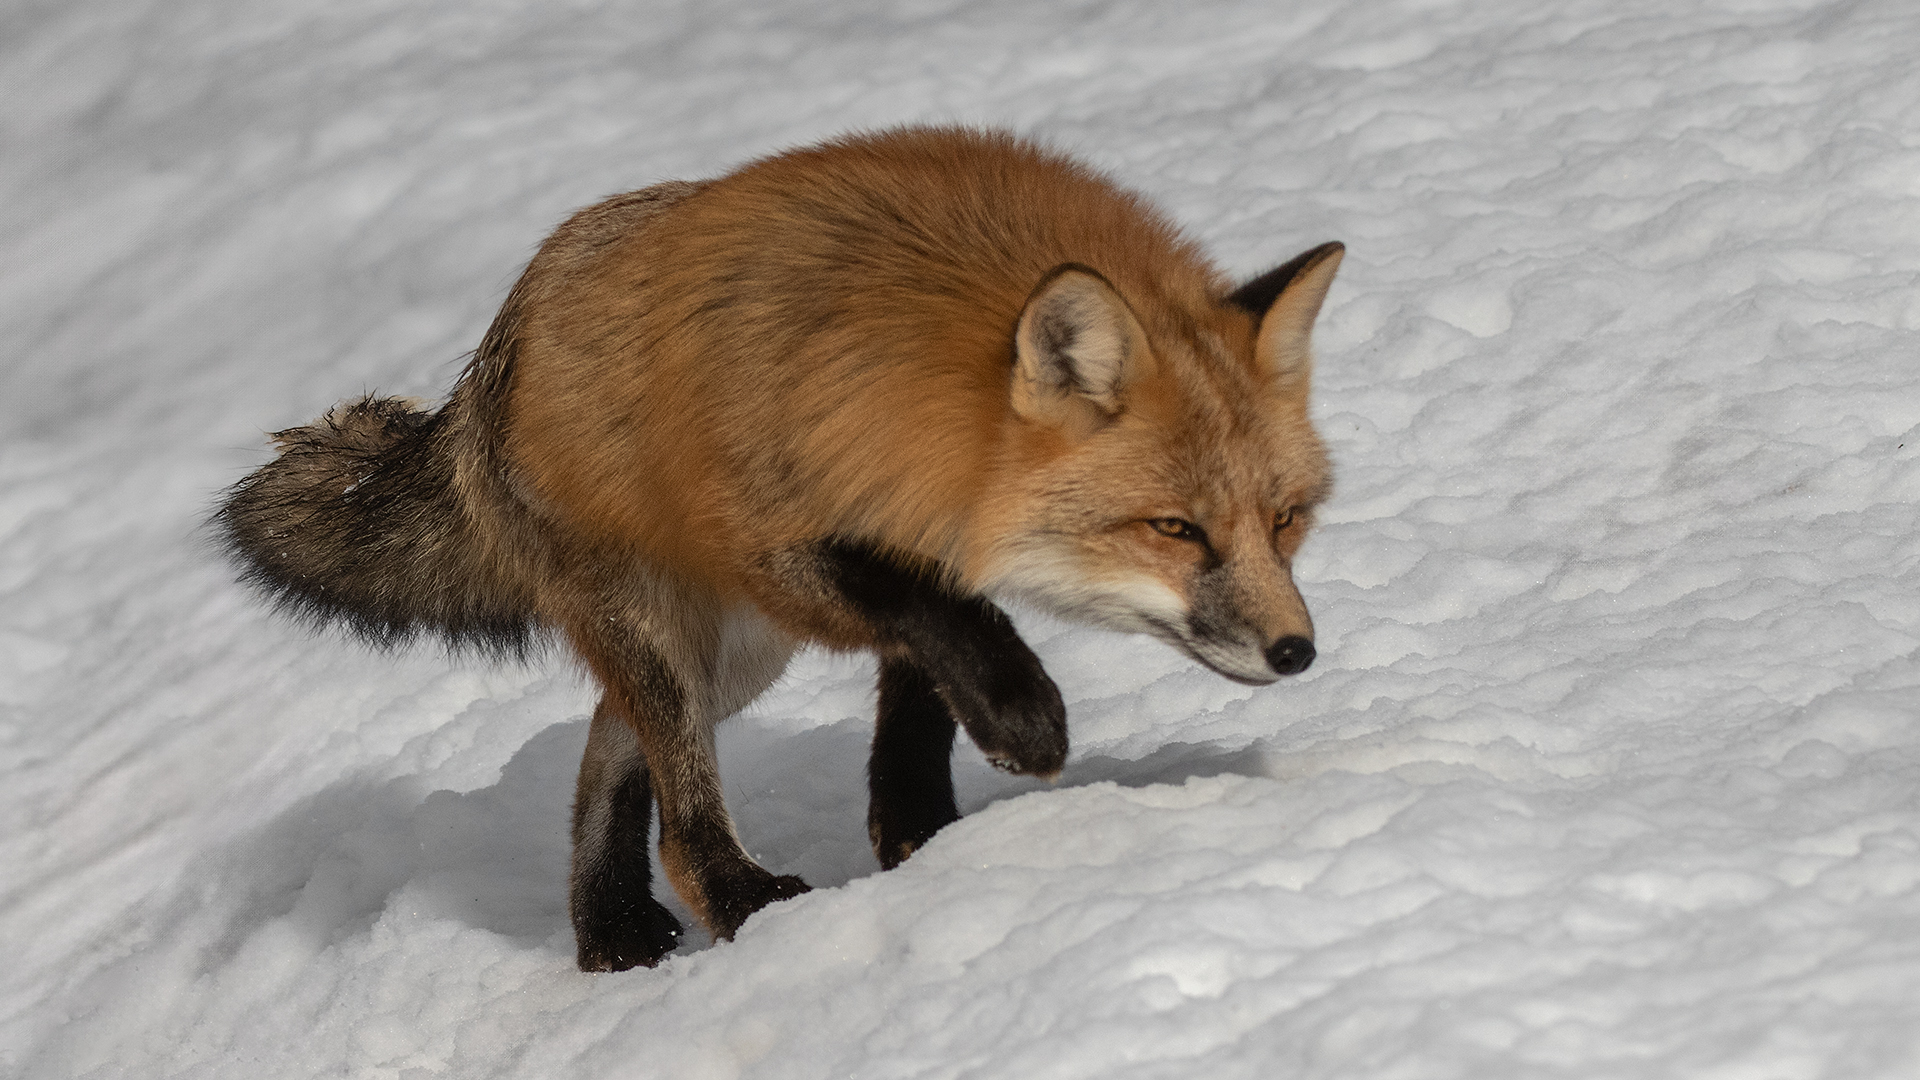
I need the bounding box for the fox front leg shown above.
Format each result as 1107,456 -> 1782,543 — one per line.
752,539 -> 1066,866
813,539 -> 1068,780
803,541 -> 1065,868
868,655 -> 961,869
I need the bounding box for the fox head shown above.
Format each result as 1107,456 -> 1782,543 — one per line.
980,243 -> 1341,685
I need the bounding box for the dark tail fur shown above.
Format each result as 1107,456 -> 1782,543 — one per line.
214,182 -> 710,658
214,388 -> 541,659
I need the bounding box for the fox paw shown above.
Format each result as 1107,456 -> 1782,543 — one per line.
869,801 -> 961,870
705,869 -> 811,941
574,897 -> 683,972
937,655 -> 1067,778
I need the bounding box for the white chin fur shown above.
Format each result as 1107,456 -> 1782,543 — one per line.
986,564 -> 1279,683
1175,637 -> 1281,685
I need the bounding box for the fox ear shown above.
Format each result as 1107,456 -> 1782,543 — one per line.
1230,241 -> 1343,389
1012,264 -> 1152,428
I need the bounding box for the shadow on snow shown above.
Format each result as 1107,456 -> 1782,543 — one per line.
198,712 -> 1276,970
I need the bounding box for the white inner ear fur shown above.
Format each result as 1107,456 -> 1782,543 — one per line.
1012,267 -> 1152,425
1256,244 -> 1343,390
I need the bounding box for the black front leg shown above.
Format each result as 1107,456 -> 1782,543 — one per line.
869,656 -> 961,868
818,539 -> 1068,779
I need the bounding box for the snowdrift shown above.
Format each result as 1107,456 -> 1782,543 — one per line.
4,1 -> 1918,1076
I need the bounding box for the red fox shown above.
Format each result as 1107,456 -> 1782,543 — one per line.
216,127 -> 1341,972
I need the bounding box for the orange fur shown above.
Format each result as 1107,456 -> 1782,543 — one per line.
502,129 -> 1334,663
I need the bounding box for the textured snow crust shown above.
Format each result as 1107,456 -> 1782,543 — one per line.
4,0 -> 1920,1077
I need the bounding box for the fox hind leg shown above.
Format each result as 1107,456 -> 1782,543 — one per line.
570,698 -> 684,971
566,590 -> 804,967
867,656 -> 961,869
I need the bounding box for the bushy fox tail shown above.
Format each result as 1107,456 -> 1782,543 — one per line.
214,393 -> 540,658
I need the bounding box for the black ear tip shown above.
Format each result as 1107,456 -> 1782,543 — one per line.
1228,241 -> 1347,317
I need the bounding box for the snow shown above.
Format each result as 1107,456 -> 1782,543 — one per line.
5,0 -> 1920,1076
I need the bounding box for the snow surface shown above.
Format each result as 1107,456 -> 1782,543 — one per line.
5,0 -> 1920,1076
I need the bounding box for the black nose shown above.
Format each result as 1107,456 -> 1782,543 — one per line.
1265,636 -> 1315,676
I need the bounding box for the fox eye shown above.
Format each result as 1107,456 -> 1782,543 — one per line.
1274,507 -> 1296,532
1148,518 -> 1206,542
